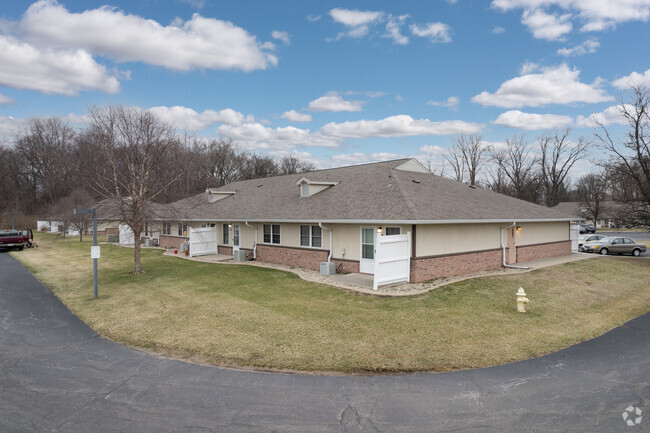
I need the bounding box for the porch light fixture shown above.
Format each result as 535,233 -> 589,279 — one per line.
377,226 -> 383,234
516,226 -> 522,231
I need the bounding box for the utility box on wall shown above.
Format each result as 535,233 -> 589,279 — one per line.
320,262 -> 336,276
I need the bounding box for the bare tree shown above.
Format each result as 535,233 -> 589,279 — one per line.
539,129 -> 589,207
445,134 -> 488,186
595,85 -> 650,219
575,172 -> 609,226
12,118 -> 77,212
84,105 -> 183,274
278,155 -> 315,175
488,136 -> 541,202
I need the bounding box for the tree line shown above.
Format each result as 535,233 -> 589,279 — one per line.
423,86 -> 650,225
0,106 -> 315,226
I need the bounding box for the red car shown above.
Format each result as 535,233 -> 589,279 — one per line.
0,230 -> 26,251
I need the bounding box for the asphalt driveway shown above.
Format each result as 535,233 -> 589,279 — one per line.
1,252 -> 648,432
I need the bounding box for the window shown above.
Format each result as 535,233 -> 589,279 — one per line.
301,183 -> 309,197
145,223 -> 150,237
385,227 -> 401,236
178,223 -> 187,236
162,222 -> 171,235
233,224 -> 240,246
300,225 -> 322,247
223,224 -> 230,244
263,224 -> 280,244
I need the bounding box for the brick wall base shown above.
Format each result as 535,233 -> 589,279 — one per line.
256,244 -> 328,271
411,249 -> 503,283
218,245 -> 233,255
159,235 -> 188,250
331,258 -> 360,274
410,241 -> 571,283
516,240 -> 571,263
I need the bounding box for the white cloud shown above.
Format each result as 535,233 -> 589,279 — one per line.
19,0 -> 277,72
62,113 -> 91,125
329,152 -> 406,166
557,38 -> 599,56
492,0 -> 650,35
0,93 -> 15,105
308,93 -> 364,112
329,8 -> 383,39
409,22 -> 452,43
0,116 -> 25,140
519,61 -> 539,75
521,8 -> 572,41
280,110 -> 312,122
576,104 -> 631,127
0,35 -> 120,96
383,14 -> 409,45
427,96 -> 459,110
306,14 -> 322,22
494,110 -> 573,130
147,106 -> 251,130
471,63 -> 612,108
217,122 -> 339,151
419,144 -> 447,155
492,26 -> 506,34
271,30 -> 290,45
612,69 -> 650,89
319,115 -> 482,138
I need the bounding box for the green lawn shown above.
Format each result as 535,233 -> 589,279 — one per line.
12,232 -> 650,373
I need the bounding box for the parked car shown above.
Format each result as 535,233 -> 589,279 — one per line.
578,234 -> 607,252
579,224 -> 596,234
0,229 -> 26,251
582,237 -> 646,256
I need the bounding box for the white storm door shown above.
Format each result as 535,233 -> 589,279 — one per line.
360,227 -> 376,274
233,224 -> 240,253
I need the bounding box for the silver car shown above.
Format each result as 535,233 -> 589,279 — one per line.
578,234 -> 607,252
583,237 -> 647,256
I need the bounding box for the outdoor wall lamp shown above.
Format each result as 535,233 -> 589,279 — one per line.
516,226 -> 522,231
377,226 -> 383,234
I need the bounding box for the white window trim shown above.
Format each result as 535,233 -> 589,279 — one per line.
299,225 -> 323,248
263,224 -> 281,245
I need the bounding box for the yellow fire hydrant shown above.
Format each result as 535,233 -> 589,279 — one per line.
516,287 -> 529,313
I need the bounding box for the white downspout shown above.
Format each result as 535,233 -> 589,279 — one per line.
318,222 -> 333,262
245,221 -> 257,259
500,221 -> 529,270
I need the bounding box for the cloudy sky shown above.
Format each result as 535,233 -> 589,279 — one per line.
1,0 -> 649,169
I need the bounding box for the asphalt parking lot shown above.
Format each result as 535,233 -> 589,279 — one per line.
589,230 -> 650,257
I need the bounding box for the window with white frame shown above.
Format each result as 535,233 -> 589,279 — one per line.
300,225 -> 322,248
178,223 -> 188,236
162,222 -> 171,235
263,224 -> 280,244
223,224 -> 230,244
385,227 -> 401,236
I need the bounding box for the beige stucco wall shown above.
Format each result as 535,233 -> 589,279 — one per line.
516,221 -> 569,246
416,223 -> 503,257
415,222 -> 570,257
330,223 -> 411,261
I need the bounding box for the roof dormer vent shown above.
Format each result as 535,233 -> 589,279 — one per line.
296,177 -> 339,197
206,188 -> 236,203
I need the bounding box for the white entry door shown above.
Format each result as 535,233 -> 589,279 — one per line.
360,227 -> 375,274
233,224 -> 240,253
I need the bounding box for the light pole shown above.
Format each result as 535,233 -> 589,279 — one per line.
2,211 -> 15,230
74,207 -> 98,298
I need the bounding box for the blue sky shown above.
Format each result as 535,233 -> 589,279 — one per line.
1,0 -> 650,173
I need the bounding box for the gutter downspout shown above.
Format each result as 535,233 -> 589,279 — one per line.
245,221 -> 257,259
318,222 -> 333,262
500,221 -> 529,270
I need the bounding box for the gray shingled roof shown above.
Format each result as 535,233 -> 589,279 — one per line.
169,159 -> 574,223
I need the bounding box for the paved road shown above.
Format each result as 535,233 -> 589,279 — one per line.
1,252 -> 648,432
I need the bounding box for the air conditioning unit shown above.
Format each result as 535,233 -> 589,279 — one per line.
233,250 -> 246,261
320,262 -> 336,275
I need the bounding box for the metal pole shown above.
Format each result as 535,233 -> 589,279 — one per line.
11,213 -> 15,230
92,210 -> 98,299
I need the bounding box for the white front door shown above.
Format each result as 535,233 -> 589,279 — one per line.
360,227 -> 375,274
233,224 -> 240,253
